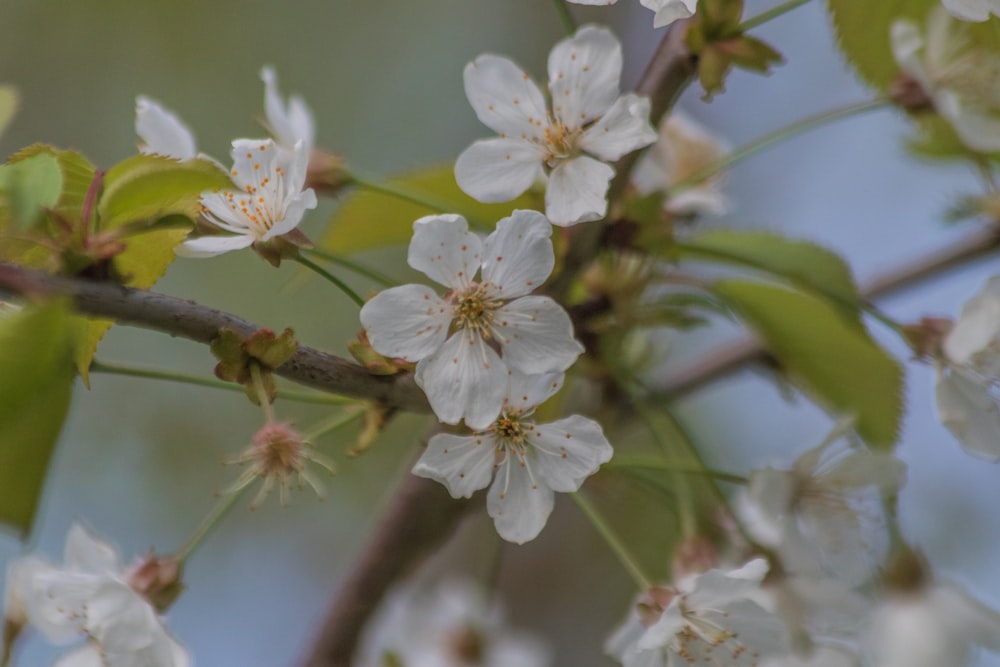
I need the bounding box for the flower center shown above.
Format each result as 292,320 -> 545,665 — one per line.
452,283 -> 501,338
542,119 -> 582,167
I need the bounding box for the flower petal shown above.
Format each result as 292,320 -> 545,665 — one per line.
135,96 -> 196,161
455,138 -> 544,204
503,370 -> 565,412
412,433 -> 498,498
262,187 -> 317,240
360,284 -> 452,362
492,295 -> 583,373
545,155 -> 614,226
528,415 -> 613,492
640,0 -> 698,28
942,0 -> 999,21
463,54 -> 549,138
547,26 -> 622,127
53,645 -> 106,667
935,365 -> 1000,461
175,233 -> 255,258
581,93 -> 657,162
416,329 -> 508,429
65,523 -> 120,574
480,209 -> 554,299
260,66 -> 315,151
406,214 -> 483,290
937,91 -> 1000,153
486,456 -> 555,543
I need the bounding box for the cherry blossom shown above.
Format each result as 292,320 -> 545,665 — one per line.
935,275 -> 1000,460
455,25 -> 657,226
413,370 -> 612,543
177,138 -> 317,257
135,96 -> 197,161
891,7 -> 1000,153
3,523 -> 188,667
260,66 -> 315,155
565,0 -> 698,28
942,0 -> 1000,21
359,210 -> 583,429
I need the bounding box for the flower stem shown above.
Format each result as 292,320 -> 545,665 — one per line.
249,362 -> 276,423
607,457 -> 748,484
345,170 -> 490,230
667,97 -> 891,197
571,491 -> 653,590
89,359 -> 353,405
303,407 -> 364,442
292,255 -> 365,307
302,247 -> 397,287
552,0 -> 576,35
175,489 -> 244,562
738,0 -> 813,32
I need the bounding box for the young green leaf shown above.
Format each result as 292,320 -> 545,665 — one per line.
0,153 -> 63,229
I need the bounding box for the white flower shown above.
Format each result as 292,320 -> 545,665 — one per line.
177,138 -> 317,257
455,25 -> 657,226
740,420 -> 906,586
631,112 -> 730,216
413,370 -> 612,543
942,0 -> 1000,21
891,8 -> 1000,153
868,583 -> 1000,667
565,0 -> 698,28
935,275 -> 1000,460
761,647 -> 860,667
606,559 -> 787,667
135,96 -> 197,161
260,66 -> 315,155
358,577 -> 551,667
3,523 -> 188,667
359,210 -> 583,429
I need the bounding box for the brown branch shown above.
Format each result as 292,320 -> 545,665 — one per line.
0,262 -> 430,413
661,225 -> 1000,396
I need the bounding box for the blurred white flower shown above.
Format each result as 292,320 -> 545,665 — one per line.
178,138 -> 317,258
869,583 -> 1000,667
891,8 -> 1000,152
942,0 -> 1000,21
3,523 -> 188,667
631,112 -> 730,216
606,559 -> 787,667
565,0 -> 697,28
761,647 -> 860,667
739,420 -> 906,585
413,370 -> 613,543
455,25 -> 656,226
935,275 -> 1000,460
359,210 -> 583,430
260,66 -> 315,155
135,96 -> 197,161
358,577 -> 551,667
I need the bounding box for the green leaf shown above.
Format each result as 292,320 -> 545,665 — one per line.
321,166 -> 542,255
0,153 -> 63,228
713,280 -> 903,448
98,154 -> 231,229
7,144 -> 96,222
0,300 -> 75,536
0,85 -> 19,141
674,230 -> 863,324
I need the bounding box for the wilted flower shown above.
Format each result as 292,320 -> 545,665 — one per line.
565,0 -> 698,28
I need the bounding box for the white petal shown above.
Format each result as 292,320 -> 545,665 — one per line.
547,26 -> 622,127
942,0 -> 1000,21
545,156 -> 614,226
817,449 -> 907,492
175,233 -> 255,258
935,365 -> 1000,461
4,556 -> 54,624
480,209 -> 554,299
937,91 -> 1000,153
407,214 -> 483,290
666,188 -> 730,216
260,66 -> 315,152
262,187 -> 317,240
581,93 -> 657,162
528,415 -> 612,492
53,645 -> 106,667
416,329 -> 508,430
503,370 -> 565,412
360,284 -> 452,362
637,605 -> 686,650
890,20 -> 931,88
454,138 -> 544,204
30,570 -> 104,641
486,456 -> 555,543
492,295 -> 583,373
463,54 -> 550,138
412,433 -> 498,498
641,0 -> 698,28
631,150 -> 668,196
64,523 -> 120,574
135,96 -> 196,161
932,584 -> 1000,651
227,138 -> 281,192
84,579 -> 159,650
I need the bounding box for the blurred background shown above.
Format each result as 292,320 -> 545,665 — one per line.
1,0 -> 999,664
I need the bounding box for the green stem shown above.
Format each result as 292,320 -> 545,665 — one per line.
292,255 -> 365,307
89,359 -> 353,405
571,491 -> 652,590
303,408 -> 364,442
552,0 -> 576,35
607,457 -> 748,484
249,363 -> 276,423
345,170 -> 490,230
668,98 -> 891,198
302,247 -> 397,287
738,0 -> 814,32
175,490 -> 243,562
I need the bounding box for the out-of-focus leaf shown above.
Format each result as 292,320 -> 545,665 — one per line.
321,166 -> 542,255
0,85 -> 18,140
0,153 -> 63,228
7,144 -> 96,221
0,300 -> 74,536
714,280 -> 903,449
